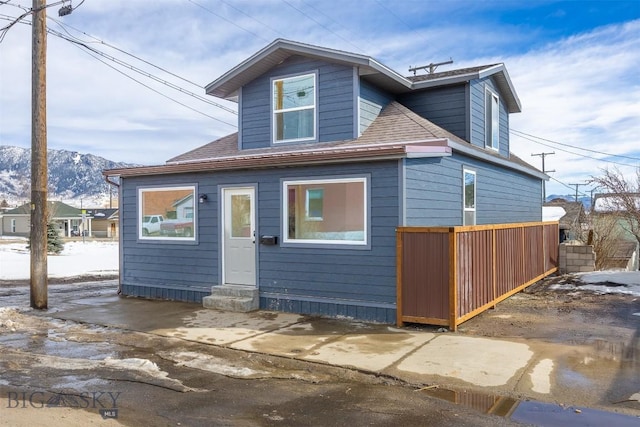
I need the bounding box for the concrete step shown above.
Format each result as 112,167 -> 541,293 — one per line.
210,285 -> 257,298
203,285 -> 259,312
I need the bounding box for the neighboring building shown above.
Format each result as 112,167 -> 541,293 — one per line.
105,39 -> 546,322
592,193 -> 640,271
593,193 -> 640,243
543,198 -> 587,242
1,201 -> 92,238
85,208 -> 119,238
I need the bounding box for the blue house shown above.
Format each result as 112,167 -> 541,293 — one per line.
105,39 -> 546,323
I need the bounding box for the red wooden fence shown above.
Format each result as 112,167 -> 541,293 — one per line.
397,222 -> 559,330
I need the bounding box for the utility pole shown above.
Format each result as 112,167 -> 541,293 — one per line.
30,0 -> 48,309
569,183 -> 587,203
531,152 -> 555,202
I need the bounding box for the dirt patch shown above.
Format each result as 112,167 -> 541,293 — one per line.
456,275 -> 639,345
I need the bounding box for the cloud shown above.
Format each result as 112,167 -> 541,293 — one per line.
0,1 -> 638,199
507,20 -> 640,195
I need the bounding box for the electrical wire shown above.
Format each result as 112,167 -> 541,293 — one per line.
63,36 -> 237,128
48,16 -> 207,91
47,25 -> 238,115
184,0 -> 269,43
510,130 -> 637,168
0,8 -> 29,43
512,129 -> 640,162
281,0 -> 365,53
215,0 -> 284,39
0,14 -> 238,124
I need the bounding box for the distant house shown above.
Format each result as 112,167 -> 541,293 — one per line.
543,198 -> 587,242
1,201 -> 92,238
85,208 -> 118,238
592,193 -> 639,271
104,39 -> 547,322
593,193 -> 640,243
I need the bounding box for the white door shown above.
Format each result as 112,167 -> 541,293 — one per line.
222,187 -> 256,286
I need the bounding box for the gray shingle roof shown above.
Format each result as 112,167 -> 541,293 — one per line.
407,64 -> 501,82
3,201 -> 82,218
106,101 -> 542,181
543,199 -> 586,229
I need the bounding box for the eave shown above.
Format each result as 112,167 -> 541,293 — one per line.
205,39 -> 412,101
104,139 -> 452,178
412,64 -> 522,113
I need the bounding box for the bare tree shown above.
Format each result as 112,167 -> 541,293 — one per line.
590,167 -> 640,245
584,214 -> 624,270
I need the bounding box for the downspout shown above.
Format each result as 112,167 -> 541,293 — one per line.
104,174 -> 122,295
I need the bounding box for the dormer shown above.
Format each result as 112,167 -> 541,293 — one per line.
205,39 -> 521,158
400,64 -> 521,157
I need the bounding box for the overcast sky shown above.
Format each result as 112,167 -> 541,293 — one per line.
1,0 -> 639,197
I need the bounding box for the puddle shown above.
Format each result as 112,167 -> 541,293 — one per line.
419,387 -> 640,426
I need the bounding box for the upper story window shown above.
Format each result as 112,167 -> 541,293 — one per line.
485,88 -> 499,150
463,169 -> 476,226
273,73 -> 316,143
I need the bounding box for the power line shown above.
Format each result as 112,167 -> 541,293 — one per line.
63,35 -> 237,128
184,0 -> 269,43
512,129 -> 640,162
281,0 -> 366,53
48,17 -> 209,91
531,151 -> 555,201
0,14 -> 238,123
568,182 -> 588,202
47,26 -> 238,115
548,175 -> 588,197
511,130 -> 636,168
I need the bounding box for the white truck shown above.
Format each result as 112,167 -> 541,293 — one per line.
141,215 -> 164,236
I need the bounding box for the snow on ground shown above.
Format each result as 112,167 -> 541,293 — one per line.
551,271 -> 640,297
0,240 -> 118,280
1,238 -> 638,297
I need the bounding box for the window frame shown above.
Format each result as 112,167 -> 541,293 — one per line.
281,176 -> 369,248
272,72 -> 317,144
463,169 -> 476,226
137,185 -> 198,243
485,87 -> 500,151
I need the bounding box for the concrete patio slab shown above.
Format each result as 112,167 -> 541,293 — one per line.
153,309 -> 303,345
303,330 -> 437,372
394,335 -> 533,387
230,322 -> 340,356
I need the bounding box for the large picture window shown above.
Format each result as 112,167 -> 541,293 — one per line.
463,169 -> 476,226
283,177 -> 367,245
273,73 -> 316,143
138,186 -> 196,241
485,88 -> 499,150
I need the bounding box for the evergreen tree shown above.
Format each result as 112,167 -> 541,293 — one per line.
47,222 -> 64,255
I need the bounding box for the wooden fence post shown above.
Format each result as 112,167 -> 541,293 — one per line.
448,228 -> 457,331
396,228 -> 404,327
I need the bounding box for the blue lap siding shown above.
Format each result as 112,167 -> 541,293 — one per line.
404,153 -> 542,226
120,161 -> 401,322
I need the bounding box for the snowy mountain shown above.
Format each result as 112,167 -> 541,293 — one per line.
0,145 -> 138,208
